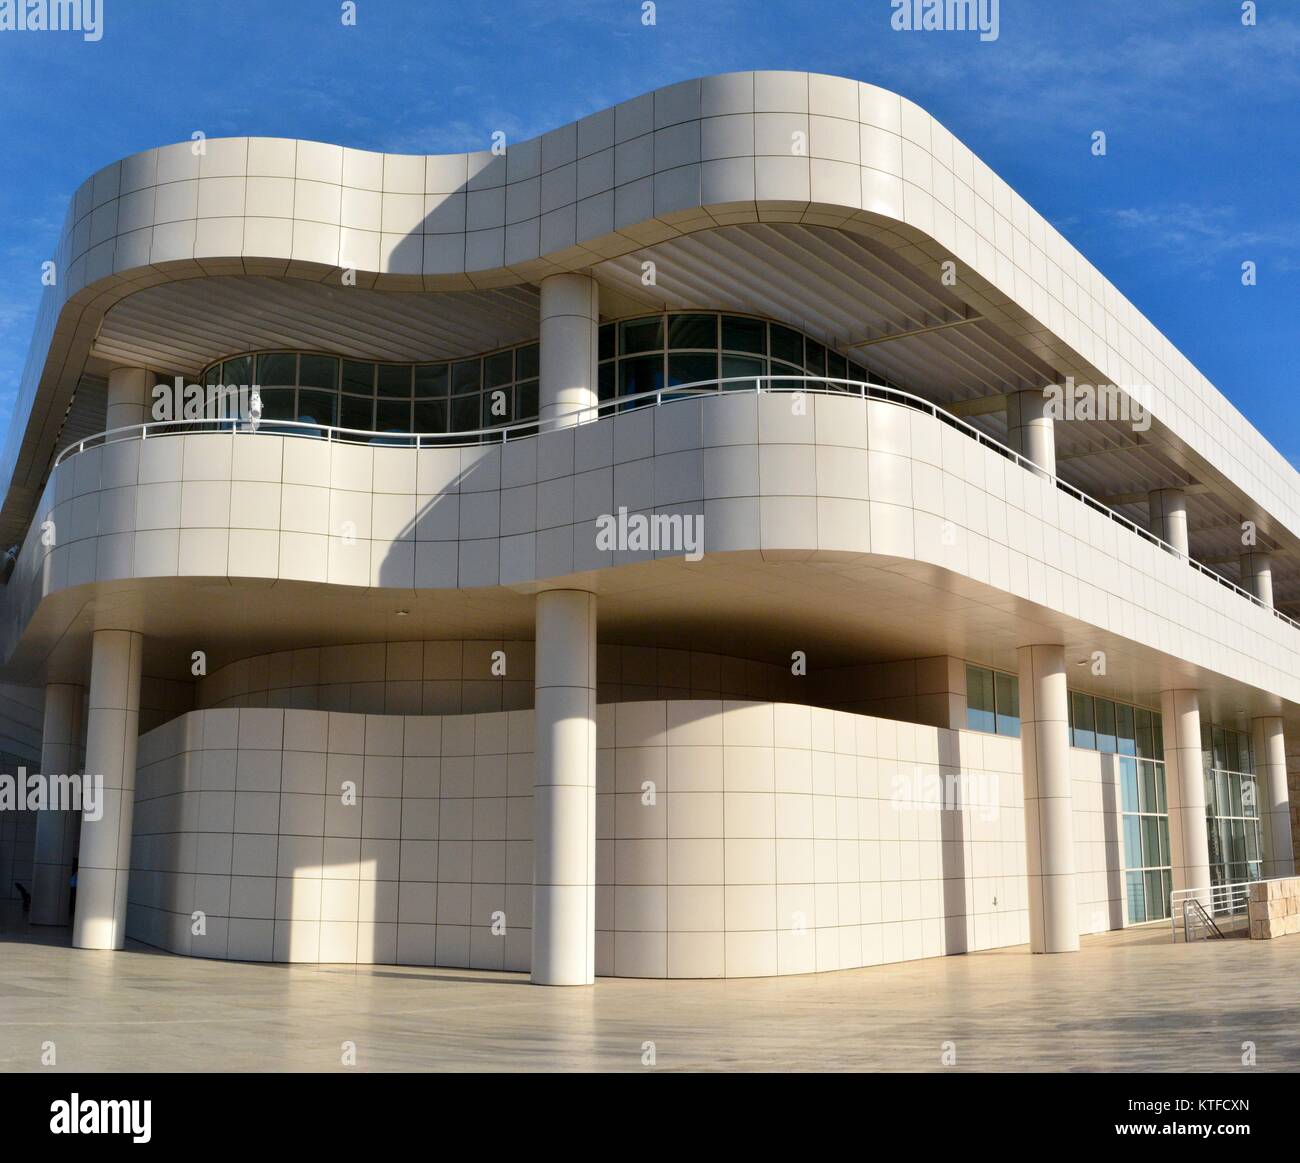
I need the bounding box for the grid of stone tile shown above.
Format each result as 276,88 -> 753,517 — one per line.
127,700 -> 1033,978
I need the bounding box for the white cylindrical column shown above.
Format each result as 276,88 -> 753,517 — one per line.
1017,643 -> 1078,952
1006,389 -> 1056,476
531,589 -> 597,985
1161,689 -> 1210,901
72,629 -> 143,951
106,367 -> 155,432
1240,552 -> 1274,608
1148,488 -> 1189,557
539,272 -> 598,430
1252,716 -> 1294,879
30,683 -> 85,925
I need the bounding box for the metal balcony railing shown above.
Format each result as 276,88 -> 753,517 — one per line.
46,375 -> 1300,631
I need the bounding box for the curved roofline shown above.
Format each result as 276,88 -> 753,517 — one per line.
6,69 -> 1298,558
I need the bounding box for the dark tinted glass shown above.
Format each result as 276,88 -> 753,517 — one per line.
342,361 -> 374,393
222,356 -> 253,386
376,364 -> 412,398
722,355 -> 764,386
827,351 -> 848,380
376,399 -> 410,431
297,390 -> 337,426
516,343 -> 539,380
340,394 -> 373,430
299,355 -> 338,389
598,324 -> 615,362
668,353 -> 717,387
451,360 -> 481,395
259,388 -> 295,422
804,339 -> 826,375
257,353 -> 296,386
414,364 -> 448,396
451,395 -> 480,431
412,398 -> 447,433
515,380 -> 538,420
668,313 -> 716,349
620,317 -> 663,355
620,355 -> 664,397
598,363 -> 616,401
770,324 -> 803,365
721,315 -> 766,354
484,351 -> 513,388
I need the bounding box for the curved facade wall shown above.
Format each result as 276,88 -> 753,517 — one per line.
11,71 -> 1300,559
127,701 -> 1043,975
10,393 -> 1300,705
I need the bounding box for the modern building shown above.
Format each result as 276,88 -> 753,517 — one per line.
0,70 -> 1295,985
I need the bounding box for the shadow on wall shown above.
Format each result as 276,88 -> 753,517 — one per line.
938,730 -> 968,954
1098,751 -> 1126,930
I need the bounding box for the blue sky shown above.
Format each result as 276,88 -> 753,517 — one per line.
0,0 -> 1296,460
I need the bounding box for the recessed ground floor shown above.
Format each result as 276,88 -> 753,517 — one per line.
1,904 -> 1295,1072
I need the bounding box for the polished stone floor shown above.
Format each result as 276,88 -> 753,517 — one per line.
2,904 -> 1296,1072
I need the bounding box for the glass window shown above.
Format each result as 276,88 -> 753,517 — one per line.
667,353 -> 717,389
516,343 -> 539,381
1123,815 -> 1142,866
1070,692 -> 1095,750
1213,727 -> 1229,772
376,364 -> 412,398
259,388 -> 295,422
827,351 -> 848,381
770,360 -> 803,386
620,355 -> 664,398
412,398 -> 447,433
484,350 -> 514,389
297,390 -> 337,427
515,380 -> 539,422
257,352 -> 296,386
965,665 -> 995,734
620,317 -> 663,355
339,394 -> 373,431
1139,761 -> 1158,814
414,364 -> 448,396
597,363 -> 616,402
598,324 -> 615,362
668,313 -> 717,350
450,395 -> 480,432
804,338 -> 827,375
341,360 -> 374,394
994,671 -> 1020,738
721,354 -> 765,388
1116,703 -> 1136,756
1145,870 -> 1167,919
1135,707 -> 1154,759
299,355 -> 338,390
223,355 -> 253,387
376,399 -> 411,432
1126,871 -> 1146,923
770,324 -> 803,366
1241,775 -> 1258,818
1141,817 -> 1161,868
1119,757 -> 1140,813
451,360 -> 481,396
721,315 -> 766,354
1095,698 -> 1117,754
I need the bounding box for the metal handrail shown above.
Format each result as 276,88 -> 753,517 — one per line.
1170,880 -> 1253,942
45,374 -> 1299,631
